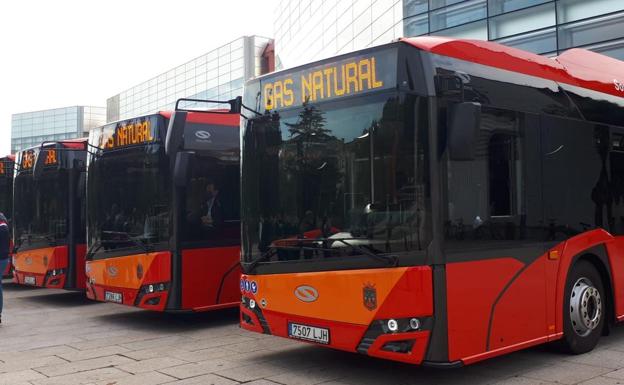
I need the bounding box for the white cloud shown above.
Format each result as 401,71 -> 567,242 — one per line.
0,0 -> 277,154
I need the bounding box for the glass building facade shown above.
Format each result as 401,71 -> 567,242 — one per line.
107,35 -> 274,122
274,0 -> 624,68
11,106 -> 106,153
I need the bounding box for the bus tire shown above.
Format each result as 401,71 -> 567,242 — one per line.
561,260 -> 604,354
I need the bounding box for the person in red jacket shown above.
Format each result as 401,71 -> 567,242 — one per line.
0,212 -> 9,324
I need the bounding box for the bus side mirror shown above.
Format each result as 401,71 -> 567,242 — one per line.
447,102 -> 481,161
165,111 -> 188,156
33,148 -> 47,180
173,151 -> 194,187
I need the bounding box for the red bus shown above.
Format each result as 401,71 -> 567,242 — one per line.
0,155 -> 14,277
240,37 -> 624,367
13,139 -> 88,289
85,99 -> 241,312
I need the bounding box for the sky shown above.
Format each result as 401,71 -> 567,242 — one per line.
0,0 -> 278,155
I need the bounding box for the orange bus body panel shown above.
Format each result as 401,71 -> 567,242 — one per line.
13,245 -> 86,289
86,248 -> 241,312
85,251 -> 171,311
241,266 -> 433,364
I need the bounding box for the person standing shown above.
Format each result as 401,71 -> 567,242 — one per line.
0,212 -> 9,324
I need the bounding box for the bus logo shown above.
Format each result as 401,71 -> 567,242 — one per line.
107,266 -> 118,277
294,285 -> 318,302
25,256 -> 32,265
195,130 -> 212,140
363,283 -> 377,311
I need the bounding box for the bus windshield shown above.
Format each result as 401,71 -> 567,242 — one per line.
87,146 -> 171,260
241,92 -> 432,273
14,170 -> 68,251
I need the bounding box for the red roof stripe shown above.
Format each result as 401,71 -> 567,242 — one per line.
401,36 -> 624,99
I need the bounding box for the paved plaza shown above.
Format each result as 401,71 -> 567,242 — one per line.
3,280 -> 624,385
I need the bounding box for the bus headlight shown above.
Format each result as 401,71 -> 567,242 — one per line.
387,319 -> 399,332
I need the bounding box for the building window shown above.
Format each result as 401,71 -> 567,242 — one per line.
430,0 -> 487,32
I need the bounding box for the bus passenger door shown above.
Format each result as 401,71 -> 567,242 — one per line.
444,108 -> 548,361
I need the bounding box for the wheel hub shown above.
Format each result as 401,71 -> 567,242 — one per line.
570,277 -> 602,337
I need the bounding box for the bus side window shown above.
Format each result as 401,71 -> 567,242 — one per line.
444,108 -> 543,246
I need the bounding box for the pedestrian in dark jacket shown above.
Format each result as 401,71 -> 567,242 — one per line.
0,212 -> 9,324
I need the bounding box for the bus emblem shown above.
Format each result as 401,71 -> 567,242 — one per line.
25,256 -> 32,265
294,285 -> 319,302
107,266 -> 119,277
363,283 -> 377,311
195,130 -> 212,140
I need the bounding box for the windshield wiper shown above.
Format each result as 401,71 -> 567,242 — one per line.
330,238 -> 399,267
245,248 -> 277,271
102,231 -> 153,254
245,237 -> 399,271
20,233 -> 58,246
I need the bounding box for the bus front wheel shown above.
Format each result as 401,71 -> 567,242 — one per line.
561,260 -> 604,354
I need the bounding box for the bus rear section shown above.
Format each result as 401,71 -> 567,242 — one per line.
85,100 -> 241,311
0,155 -> 14,277
240,38 -> 624,366
12,140 -> 87,289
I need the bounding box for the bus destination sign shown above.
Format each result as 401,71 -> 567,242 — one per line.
259,48 -> 397,111
99,118 -> 157,150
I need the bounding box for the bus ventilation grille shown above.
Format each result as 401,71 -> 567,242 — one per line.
356,337 -> 376,354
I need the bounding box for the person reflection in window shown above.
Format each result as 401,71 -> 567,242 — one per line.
200,181 -> 223,231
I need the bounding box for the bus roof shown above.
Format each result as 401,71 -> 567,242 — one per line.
158,110 -> 239,126
402,36 -> 624,98
19,138 -> 88,153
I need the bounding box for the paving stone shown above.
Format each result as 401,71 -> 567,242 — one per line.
171,347 -> 239,363
116,357 -> 188,374
578,376 -> 624,385
31,367 -> 129,385
605,368 -> 624,380
58,345 -> 131,362
0,345 -> 78,361
164,373 -> 239,384
0,369 -> 46,384
120,336 -> 194,351
92,371 -> 176,385
267,365 -> 347,385
159,359 -> 243,379
0,355 -> 67,373
34,354 -> 134,377
215,363 -> 289,383
521,361 -> 612,385
490,375 -> 559,385
565,349 -> 624,369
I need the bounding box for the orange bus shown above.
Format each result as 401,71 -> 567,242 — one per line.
240,37 -> 624,367
0,155 -> 14,277
85,99 -> 242,311
13,139 -> 88,289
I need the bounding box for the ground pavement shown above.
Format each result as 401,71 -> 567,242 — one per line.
3,279 -> 624,385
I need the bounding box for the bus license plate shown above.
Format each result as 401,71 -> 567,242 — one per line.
24,276 -> 36,285
288,322 -> 329,345
105,291 -> 122,303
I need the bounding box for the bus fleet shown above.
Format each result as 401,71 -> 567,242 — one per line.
3,37 -> 624,368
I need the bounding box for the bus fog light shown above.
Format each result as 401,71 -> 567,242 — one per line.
387,319 -> 398,332
249,299 -> 256,309
409,318 -> 420,330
